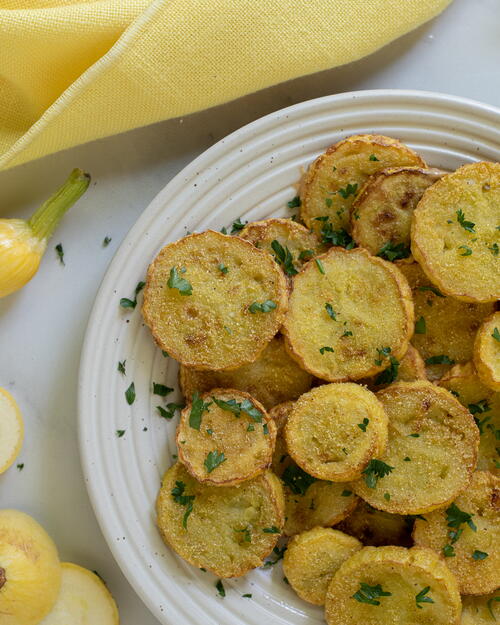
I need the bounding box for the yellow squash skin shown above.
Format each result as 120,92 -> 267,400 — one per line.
0,220 -> 45,297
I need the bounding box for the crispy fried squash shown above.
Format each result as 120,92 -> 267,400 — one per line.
285,383 -> 388,481
337,500 -> 413,547
413,471 -> 500,595
282,247 -> 414,382
156,463 -> 284,577
411,162 -> 500,303
300,134 -> 426,235
474,312 -> 500,391
142,230 -> 288,370
283,527 -> 362,605
179,336 -> 313,410
352,381 -> 479,515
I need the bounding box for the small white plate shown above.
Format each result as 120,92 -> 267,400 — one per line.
78,90 -> 500,625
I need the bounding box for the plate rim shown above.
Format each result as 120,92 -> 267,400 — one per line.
78,88 -> 500,623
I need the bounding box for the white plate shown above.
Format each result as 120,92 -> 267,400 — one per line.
78,90 -> 500,624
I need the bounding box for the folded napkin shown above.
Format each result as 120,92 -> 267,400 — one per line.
0,0 -> 452,171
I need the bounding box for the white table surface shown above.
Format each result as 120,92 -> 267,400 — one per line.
0,0 -> 498,622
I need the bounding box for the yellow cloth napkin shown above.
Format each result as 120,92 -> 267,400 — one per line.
0,0 -> 452,171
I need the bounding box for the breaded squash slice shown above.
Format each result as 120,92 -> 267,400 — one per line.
352,381 -> 479,515
337,501 -> 413,547
299,134 -> 426,235
283,528 -> 362,605
439,362 -> 500,475
282,247 -> 414,381
397,261 -> 495,381
142,231 -> 288,370
411,162 -> 500,303
363,344 -> 427,392
324,546 -> 461,625
176,389 -> 275,486
474,312 -> 500,391
413,471 -> 500,595
285,384 -> 388,481
156,463 -> 284,577
461,592 -> 500,624
269,401 -> 358,536
351,167 -> 444,257
179,336 -> 313,410
239,218 -> 323,278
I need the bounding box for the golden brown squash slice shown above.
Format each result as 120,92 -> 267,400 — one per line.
461,593 -> 500,624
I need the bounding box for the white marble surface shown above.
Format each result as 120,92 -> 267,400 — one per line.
0,0 -> 498,622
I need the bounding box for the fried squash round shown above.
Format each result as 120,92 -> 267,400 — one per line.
352,381 -> 479,515
411,162 -> 500,303
474,312 -> 500,391
337,501 -> 413,547
461,592 -> 500,624
299,134 -> 426,234
179,336 -> 313,411
283,528 -> 362,605
177,389 -> 275,486
282,247 -> 414,382
324,546 -> 461,625
285,383 -> 388,481
142,230 -> 288,370
397,261 -> 495,381
351,167 -> 444,257
156,463 -> 284,577
269,401 -> 358,536
413,471 -> 500,595
439,362 -> 500,475
239,218 -> 322,278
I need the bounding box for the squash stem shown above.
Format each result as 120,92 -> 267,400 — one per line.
28,169 -> 91,241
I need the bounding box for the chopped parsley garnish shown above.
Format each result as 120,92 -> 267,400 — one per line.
125,382 -> 136,405
448,529 -> 463,544
446,503 -> 477,532
489,243 -> 499,256
231,218 -> 246,233
425,355 -> 455,365
271,240 -> 298,276
212,397 -> 263,422
167,266 -> 192,295
375,346 -> 392,366
358,418 -> 369,432
287,196 -> 301,209
216,580 -> 226,597
342,329 -> 353,337
403,457 -> 411,462
120,281 -> 145,309
325,302 -> 338,320
242,593 -> 252,598
157,402 -> 184,420
472,550 -> 488,560
415,316 -> 426,334
487,596 -> 500,619
377,241 -> 410,261
189,392 -> 212,430
369,154 -> 379,161
352,582 -> 391,606
384,492 -> 391,501
171,481 -> 195,528
263,545 -> 286,567
117,360 -> 126,375
153,383 -> 173,397
298,249 -> 314,261
17,463 -> 24,471
220,226 -> 228,234
218,263 -> 229,274
282,464 -> 317,495
263,526 -> 280,534
319,346 -> 334,354
249,300 -> 277,313
55,243 -> 65,265
458,245 -> 473,256
162,350 -> 169,357
443,544 -> 455,557
315,216 -> 355,249
204,450 -> 226,473
206,428 -> 213,435
362,459 -> 394,488
492,327 -> 500,342
325,197 -> 333,208
116,430 -> 125,438
103,236 -> 112,247
408,433 -> 420,438
418,285 -> 444,297
263,423 -> 269,435
315,258 -> 325,274
338,183 -> 358,199
415,586 -> 434,609
247,424 -> 255,432
341,489 -> 352,497
234,527 -> 251,542
375,356 -> 400,385
456,209 -> 475,233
